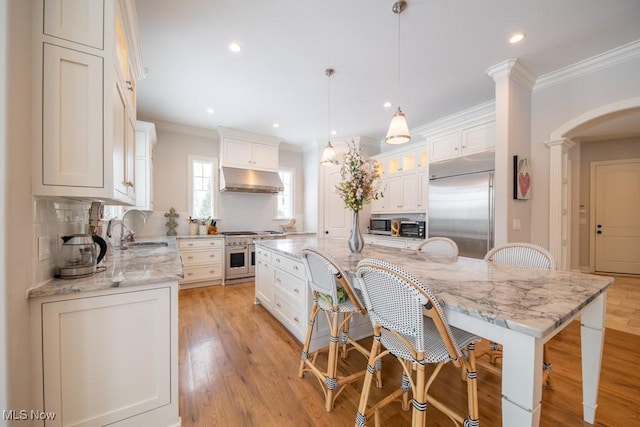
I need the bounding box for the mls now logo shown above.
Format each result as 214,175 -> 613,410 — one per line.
2,410 -> 56,421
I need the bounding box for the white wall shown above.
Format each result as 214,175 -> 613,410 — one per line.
530,55 -> 640,249
1,0 -> 34,418
137,125 -> 306,237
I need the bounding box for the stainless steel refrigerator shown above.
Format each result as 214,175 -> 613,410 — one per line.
428,153 -> 495,259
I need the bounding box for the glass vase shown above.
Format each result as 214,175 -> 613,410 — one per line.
348,210 -> 364,253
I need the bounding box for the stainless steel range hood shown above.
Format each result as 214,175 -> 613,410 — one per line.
220,167 -> 284,193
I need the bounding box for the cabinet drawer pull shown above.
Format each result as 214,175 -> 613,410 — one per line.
294,288 -> 299,293
293,265 -> 299,271
294,316 -> 300,322
187,243 -> 194,247
126,80 -> 133,91
276,303 -> 281,308
187,256 -> 193,259
209,270 -> 215,274
187,272 -> 193,276
275,258 -> 281,263
209,254 -> 215,258
276,277 -> 281,283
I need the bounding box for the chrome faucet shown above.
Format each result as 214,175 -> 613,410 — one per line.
107,209 -> 147,249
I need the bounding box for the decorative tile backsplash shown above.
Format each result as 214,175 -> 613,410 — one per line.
33,198 -> 91,285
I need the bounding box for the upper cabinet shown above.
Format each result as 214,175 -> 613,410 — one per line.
428,121 -> 495,162
218,127 -> 281,172
33,0 -> 144,205
371,142 -> 428,214
134,121 -> 157,211
43,0 -> 104,49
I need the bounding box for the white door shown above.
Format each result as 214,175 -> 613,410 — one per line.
594,160 -> 640,274
323,165 -> 349,238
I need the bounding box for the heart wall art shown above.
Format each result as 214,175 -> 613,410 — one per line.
514,155 -> 531,200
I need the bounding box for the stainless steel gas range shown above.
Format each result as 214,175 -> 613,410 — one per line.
221,231 -> 283,284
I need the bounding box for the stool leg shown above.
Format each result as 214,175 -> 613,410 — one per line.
355,327 -> 382,427
324,309 -> 340,412
412,359 -> 427,427
543,342 -> 554,389
299,301 -> 319,378
465,342 -> 480,426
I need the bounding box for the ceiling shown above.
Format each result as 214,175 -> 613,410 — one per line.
134,0 -> 640,146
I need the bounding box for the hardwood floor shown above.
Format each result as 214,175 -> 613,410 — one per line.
178,278 -> 640,426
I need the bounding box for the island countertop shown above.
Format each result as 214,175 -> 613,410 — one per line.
255,237 -> 614,339
28,236 -> 183,299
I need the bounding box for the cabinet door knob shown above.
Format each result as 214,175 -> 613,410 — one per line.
126,81 -> 133,91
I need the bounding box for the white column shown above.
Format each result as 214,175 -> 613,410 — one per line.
545,138 -> 575,270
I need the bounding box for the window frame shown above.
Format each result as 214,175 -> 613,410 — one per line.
187,155 -> 218,220
275,167 -> 294,219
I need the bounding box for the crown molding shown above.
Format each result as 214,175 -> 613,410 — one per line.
486,59 -> 536,90
535,39 -> 640,91
413,101 -> 496,139
150,119 -> 219,140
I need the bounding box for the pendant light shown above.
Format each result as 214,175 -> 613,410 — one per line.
320,68 -> 339,166
385,1 -> 411,145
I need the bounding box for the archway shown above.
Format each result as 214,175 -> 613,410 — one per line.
546,97 -> 640,270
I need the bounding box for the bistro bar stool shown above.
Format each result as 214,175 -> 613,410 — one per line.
355,259 -> 480,427
416,237 -> 459,257
483,242 -> 557,388
299,246 -> 382,412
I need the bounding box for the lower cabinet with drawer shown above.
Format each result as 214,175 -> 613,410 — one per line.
177,237 -> 224,288
254,245 -> 373,352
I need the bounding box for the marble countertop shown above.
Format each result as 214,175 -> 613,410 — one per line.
255,237 -> 614,339
28,237 -> 183,299
176,231 -> 315,239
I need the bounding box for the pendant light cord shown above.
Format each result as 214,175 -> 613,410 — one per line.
325,68 -> 334,144
396,7 -> 401,108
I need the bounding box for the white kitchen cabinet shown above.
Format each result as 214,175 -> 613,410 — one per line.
113,72 -> 136,203
41,43 -> 104,189
254,245 -> 372,353
135,121 -> 157,210
371,143 -> 428,214
255,246 -> 274,309
178,237 -> 225,288
428,121 -> 495,162
363,234 -> 424,249
221,137 -> 279,172
218,127 -> 281,172
417,172 -> 429,211
255,248 -> 307,341
33,0 -> 144,204
31,283 -> 179,427
44,0 -> 104,49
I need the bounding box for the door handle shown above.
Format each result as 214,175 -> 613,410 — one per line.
597,224 -> 602,228
597,230 -> 602,234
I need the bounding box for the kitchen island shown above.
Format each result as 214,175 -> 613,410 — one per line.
28,237 -> 182,427
255,237 -> 614,427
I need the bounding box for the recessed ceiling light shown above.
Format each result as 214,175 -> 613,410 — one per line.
229,42 -> 242,53
509,33 -> 526,44
383,101 -> 392,108
272,123 -> 280,128
206,108 -> 215,114
331,130 -> 337,136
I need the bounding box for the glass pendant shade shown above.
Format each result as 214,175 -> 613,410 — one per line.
320,141 -> 338,166
385,107 -> 411,145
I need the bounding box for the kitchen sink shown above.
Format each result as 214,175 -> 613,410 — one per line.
123,241 -> 169,249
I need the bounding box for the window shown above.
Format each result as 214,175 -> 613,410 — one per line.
276,168 -> 294,219
188,155 -> 217,219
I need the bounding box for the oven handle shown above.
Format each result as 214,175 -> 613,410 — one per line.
227,245 -> 248,251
